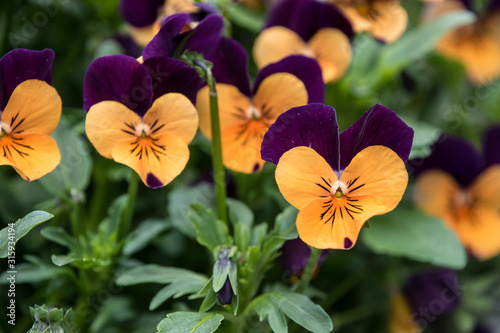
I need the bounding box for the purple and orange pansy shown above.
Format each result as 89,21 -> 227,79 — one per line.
253,0 -> 354,83
413,127 -> 500,260
83,55 -> 200,188
329,0 -> 408,43
119,0 -> 216,46
0,49 -> 62,181
196,37 -> 324,173
261,103 -> 414,250
423,0 -> 500,83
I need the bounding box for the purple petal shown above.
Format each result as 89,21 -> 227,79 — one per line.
0,48 -> 54,110
143,13 -> 190,60
339,104 -> 414,170
403,269 -> 461,316
173,14 -> 224,57
83,55 -> 153,116
409,135 -> 483,187
489,0 -> 500,11
206,36 -> 251,96
119,0 -> 164,27
265,0 -> 353,41
261,103 -> 340,171
146,172 -> 164,188
253,55 -> 324,103
113,34 -> 141,58
281,238 -> 329,275
483,125 -> 500,167
217,279 -> 233,305
190,3 -> 219,22
142,56 -> 200,105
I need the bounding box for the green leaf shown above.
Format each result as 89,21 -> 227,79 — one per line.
0,255 -> 73,284
234,221 -> 251,253
227,198 -> 254,228
226,3 -> 264,33
116,264 -> 208,309
123,218 -> 170,256
246,292 -> 333,333
377,11 -> 475,76
187,203 -> 232,252
212,260 -> 231,292
402,117 -> 441,160
39,117 -> 92,195
0,211 -> 53,258
157,312 -> 224,333
273,206 -> 298,240
168,183 -> 215,238
41,226 -> 78,251
362,207 -> 467,269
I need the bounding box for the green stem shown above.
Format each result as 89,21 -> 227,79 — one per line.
295,247 -> 322,294
120,171 -> 139,238
194,60 -> 228,225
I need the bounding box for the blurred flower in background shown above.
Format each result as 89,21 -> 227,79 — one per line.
0,49 -> 62,181
423,0 -> 500,83
413,127 -> 500,260
253,0 -> 353,83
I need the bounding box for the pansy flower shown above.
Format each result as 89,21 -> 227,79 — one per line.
197,37 -> 324,173
412,127 -> 500,260
83,55 -> 200,188
261,103 -> 414,249
423,0 -> 500,83
119,0 -> 217,46
329,0 -> 408,43
253,0 -> 354,83
142,13 -> 224,61
0,49 -> 62,181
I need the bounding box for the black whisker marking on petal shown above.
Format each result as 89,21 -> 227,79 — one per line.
149,119 -> 159,131
124,122 -> 135,131
346,203 -> 363,211
347,176 -> 360,189
349,183 -> 365,193
321,177 -> 331,188
11,144 -> 29,158
345,207 -> 356,219
339,206 -> 344,219
11,118 -> 26,132
121,129 -> 135,135
151,124 -> 165,134
346,197 -> 359,202
235,106 -> 246,114
315,182 -> 330,193
320,204 -> 333,220
11,141 -> 34,150
152,142 -> 166,151
10,113 -> 19,126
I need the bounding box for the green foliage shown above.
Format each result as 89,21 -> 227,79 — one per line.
122,218 -> 170,256
362,208 -> 467,269
246,292 -> 333,333
0,211 -> 53,258
402,117 -> 442,159
187,203 -> 233,252
157,312 -> 224,333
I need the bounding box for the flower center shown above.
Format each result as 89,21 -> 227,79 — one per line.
334,188 -> 344,199
246,105 -> 262,120
135,122 -> 151,138
0,121 -> 11,137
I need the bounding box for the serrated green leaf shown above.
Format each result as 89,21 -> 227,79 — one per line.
362,208 -> 467,269
188,203 -> 232,252
377,11 -> 475,76
0,211 -> 53,258
246,292 -> 333,333
227,198 -> 254,228
123,218 -> 170,256
157,312 -> 224,333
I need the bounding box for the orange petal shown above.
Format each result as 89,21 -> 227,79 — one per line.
111,132 -> 190,188
469,165 -> 500,210
196,84 -> 252,140
0,133 -> 60,181
339,145 -> 408,223
127,24 -> 156,46
446,207 -> 500,260
389,291 -> 422,333
253,26 -> 309,69
163,0 -> 199,16
85,101 -> 142,158
1,80 -> 61,135
253,73 -> 308,122
276,146 -> 337,210
413,170 -> 461,217
296,198 -> 366,249
308,28 -> 352,82
368,1 -> 408,43
143,93 -> 199,145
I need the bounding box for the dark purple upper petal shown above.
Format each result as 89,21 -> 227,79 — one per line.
0,48 -> 54,110
173,14 -> 224,57
253,55 -> 324,103
114,34 -> 142,58
190,2 -> 219,22
119,0 -> 164,27
483,125 -> 500,167
261,103 -> 340,171
83,55 -> 153,117
339,104 -> 414,170
490,0 -> 500,11
206,36 -> 251,97
409,135 -> 483,187
142,56 -> 200,105
281,238 -> 329,275
265,0 -> 353,41
217,278 -> 233,305
403,269 -> 461,316
143,13 -> 190,60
